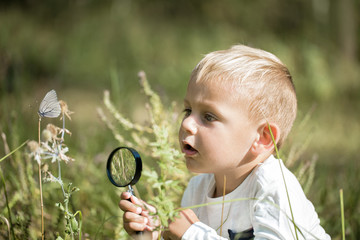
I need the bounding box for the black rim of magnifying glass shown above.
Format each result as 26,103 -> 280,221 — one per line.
106,147 -> 142,188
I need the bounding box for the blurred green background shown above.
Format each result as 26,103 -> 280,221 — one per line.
1,0 -> 360,239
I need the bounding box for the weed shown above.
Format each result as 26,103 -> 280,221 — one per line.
99,71 -> 191,237
26,91 -> 81,240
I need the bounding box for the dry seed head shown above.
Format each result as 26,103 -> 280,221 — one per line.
42,129 -> 53,142
59,100 -> 74,120
27,140 -> 40,152
46,123 -> 60,139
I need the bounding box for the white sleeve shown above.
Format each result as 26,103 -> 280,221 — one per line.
252,196 -> 293,240
252,199 -> 330,240
251,179 -> 331,240
182,222 -> 227,240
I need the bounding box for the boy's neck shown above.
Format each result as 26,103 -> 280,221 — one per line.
212,153 -> 271,198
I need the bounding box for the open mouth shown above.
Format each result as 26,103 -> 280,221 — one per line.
182,143 -> 198,156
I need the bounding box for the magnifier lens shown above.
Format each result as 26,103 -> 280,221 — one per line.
108,148 -> 137,186
107,147 -> 142,189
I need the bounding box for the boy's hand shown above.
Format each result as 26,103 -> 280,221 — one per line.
119,192 -> 159,239
163,209 -> 199,240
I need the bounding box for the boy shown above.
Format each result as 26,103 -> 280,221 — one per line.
119,45 -> 330,240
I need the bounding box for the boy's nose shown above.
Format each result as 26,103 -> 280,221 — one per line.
181,116 -> 198,135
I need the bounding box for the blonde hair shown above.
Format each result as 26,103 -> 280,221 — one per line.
190,45 -> 297,148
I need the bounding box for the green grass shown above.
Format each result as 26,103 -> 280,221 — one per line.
1,77 -> 358,239
340,189 -> 345,240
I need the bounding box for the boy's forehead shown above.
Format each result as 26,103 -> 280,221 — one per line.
187,78 -> 233,95
185,79 -> 247,105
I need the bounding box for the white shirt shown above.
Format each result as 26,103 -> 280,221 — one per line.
181,155 -> 331,240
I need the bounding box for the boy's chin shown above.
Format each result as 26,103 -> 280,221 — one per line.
185,159 -> 201,173
185,159 -> 209,174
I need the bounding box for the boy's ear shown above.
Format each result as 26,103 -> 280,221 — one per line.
251,122 -> 280,155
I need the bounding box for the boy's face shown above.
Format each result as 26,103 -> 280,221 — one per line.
179,79 -> 259,175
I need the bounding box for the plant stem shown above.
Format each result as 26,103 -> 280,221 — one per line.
58,159 -> 62,181
58,113 -> 65,182
74,211 -> 83,240
38,163 -> 45,240
58,114 -> 65,195
267,122 -> 299,240
340,189 -> 345,240
38,118 -> 45,240
65,196 -> 75,240
61,112 -> 65,143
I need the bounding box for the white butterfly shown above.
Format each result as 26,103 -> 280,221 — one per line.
38,90 -> 61,118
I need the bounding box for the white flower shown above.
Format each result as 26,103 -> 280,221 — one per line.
41,141 -> 74,163
27,140 -> 43,165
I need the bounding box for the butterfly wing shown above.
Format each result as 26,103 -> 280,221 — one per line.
38,90 -> 61,118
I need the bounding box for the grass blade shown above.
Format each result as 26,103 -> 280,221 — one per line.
267,122 -> 299,240
0,139 -> 29,163
340,189 -> 345,240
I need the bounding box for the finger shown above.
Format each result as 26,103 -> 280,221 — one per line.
133,199 -> 156,217
124,221 -> 148,233
123,211 -> 149,224
123,212 -> 149,233
142,202 -> 157,213
140,210 -> 160,229
121,191 -> 132,200
129,194 -> 144,206
121,192 -> 146,209
119,199 -> 142,214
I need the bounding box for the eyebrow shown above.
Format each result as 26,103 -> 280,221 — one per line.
183,98 -> 225,119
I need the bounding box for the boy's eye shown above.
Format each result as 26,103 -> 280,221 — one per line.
183,108 -> 191,117
204,113 -> 216,122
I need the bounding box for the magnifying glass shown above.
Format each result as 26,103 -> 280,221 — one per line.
106,146 -> 142,196
106,147 -> 144,235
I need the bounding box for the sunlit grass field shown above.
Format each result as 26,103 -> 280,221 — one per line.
1,2 -> 360,239
1,77 -> 359,239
